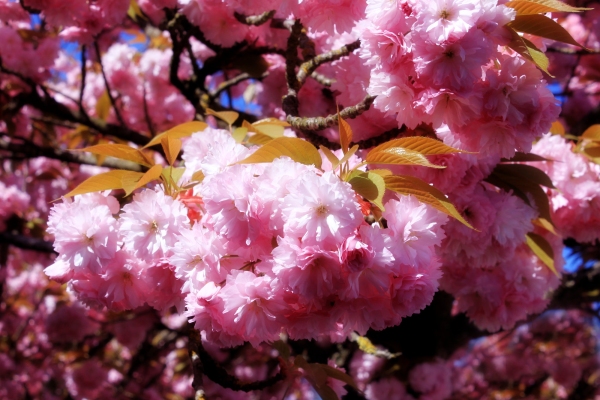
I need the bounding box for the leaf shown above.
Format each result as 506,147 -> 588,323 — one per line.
366,147 -> 446,168
485,169 -> 554,224
372,137 -> 470,155
77,144 -> 153,167
502,152 -> 552,162
248,132 -> 274,145
493,164 -> 556,188
583,143 -> 600,158
144,121 -> 208,148
384,175 -> 475,229
272,340 -> 290,360
320,145 -> 340,169
507,14 -> 585,47
338,112 -> 353,153
581,125 -> 600,141
190,170 -> 205,183
125,164 -> 162,195
505,0 -> 591,15
253,118 -> 290,127
526,232 -> 559,276
64,170 -> 143,197
96,90 -> 111,121
319,364 -> 359,391
349,172 -> 386,211
162,166 -> 186,186
127,0 -> 148,21
338,145 -> 360,167
232,127 -> 248,143
253,123 -> 285,138
550,120 -> 565,136
506,27 -> 552,75
236,137 -> 322,169
206,108 -> 239,126
161,135 -> 182,166
533,217 -> 559,236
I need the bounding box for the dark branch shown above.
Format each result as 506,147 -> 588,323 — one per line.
0,136 -> 143,171
94,41 -> 126,126
0,232 -> 56,254
187,327 -> 285,392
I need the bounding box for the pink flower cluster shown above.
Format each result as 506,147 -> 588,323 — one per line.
361,0 -> 560,159
46,127 -> 449,347
439,184 -> 563,331
532,134 -> 600,243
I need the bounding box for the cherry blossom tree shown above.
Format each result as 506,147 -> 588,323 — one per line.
1,0 -> 600,398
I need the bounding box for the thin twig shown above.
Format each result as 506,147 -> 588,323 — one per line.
93,41 -> 126,126
79,45 -> 88,117
142,81 -> 156,136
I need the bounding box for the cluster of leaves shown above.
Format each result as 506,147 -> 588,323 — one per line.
505,0 -> 591,75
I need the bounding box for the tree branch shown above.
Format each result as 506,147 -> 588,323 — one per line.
0,232 -> 56,254
286,94 -> 375,131
94,41 -> 126,127
187,327 -> 286,393
296,40 -> 361,85
0,136 -> 143,171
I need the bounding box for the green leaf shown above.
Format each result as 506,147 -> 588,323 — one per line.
190,170 -> 205,183
505,0 -> 591,15
77,144 -> 153,167
236,137 -> 322,169
384,175 -> 475,229
206,108 -> 239,126
338,112 -> 353,154
64,170 -> 143,197
507,14 -> 585,47
526,232 -> 559,276
349,172 -> 386,211
232,127 -> 248,143
372,137 -> 471,155
506,27 -> 552,75
533,217 -> 559,236
127,0 -> 148,21
162,166 -> 186,186
144,121 -> 208,148
366,147 -> 446,168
